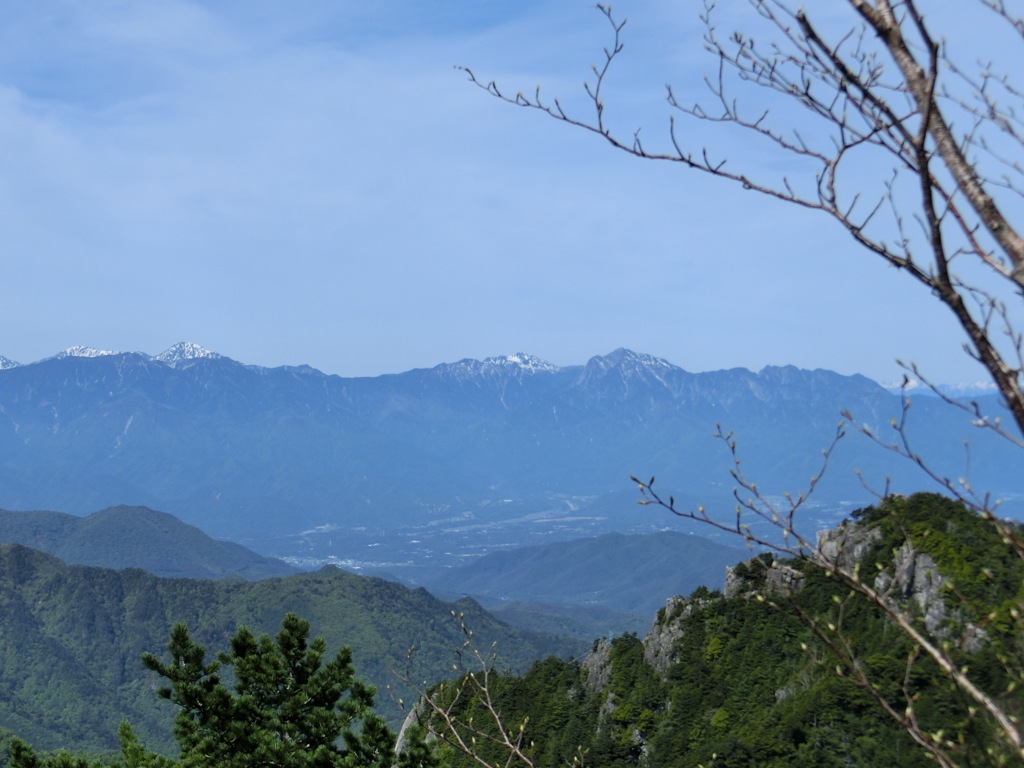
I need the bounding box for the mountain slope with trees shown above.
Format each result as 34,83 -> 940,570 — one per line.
8,613 -> 438,768
422,494 -> 1023,768
0,544 -> 579,757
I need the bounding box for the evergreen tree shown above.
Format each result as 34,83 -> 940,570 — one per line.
11,613 -> 435,768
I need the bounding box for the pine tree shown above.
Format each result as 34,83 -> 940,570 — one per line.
11,613 -> 434,768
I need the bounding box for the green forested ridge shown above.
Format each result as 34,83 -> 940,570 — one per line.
428,494 -> 1023,768
0,544 -> 579,757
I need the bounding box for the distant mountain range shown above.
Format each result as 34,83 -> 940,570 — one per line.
1,342 -> 223,367
881,377 -> 1000,398
0,343 -> 1018,565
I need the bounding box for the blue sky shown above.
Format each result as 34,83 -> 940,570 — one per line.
0,1 -> 1006,384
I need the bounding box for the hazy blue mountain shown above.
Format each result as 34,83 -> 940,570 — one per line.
0,505 -> 297,580
0,345 -> 1017,565
417,531 -> 746,618
480,600 -> 651,640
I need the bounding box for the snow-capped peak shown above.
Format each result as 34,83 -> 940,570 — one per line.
434,352 -> 560,381
53,346 -> 120,360
0,355 -> 19,370
155,342 -> 222,364
588,348 -> 679,372
481,353 -> 560,373
938,380 -> 1000,397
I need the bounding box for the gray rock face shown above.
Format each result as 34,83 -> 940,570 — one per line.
875,542 -> 947,634
644,596 -> 698,674
817,519 -> 956,638
820,519 -> 974,644
396,700 -> 429,755
765,562 -> 805,595
581,639 -> 620,724
582,639 -> 613,694
816,521 -> 882,571
724,559 -> 805,598
723,564 -> 744,598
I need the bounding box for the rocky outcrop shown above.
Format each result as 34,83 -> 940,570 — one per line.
724,557 -> 805,598
647,593 -> 688,671
875,541 -> 947,634
816,521 -> 882,571
766,562 -> 805,594
580,639 -> 620,728
644,596 -> 696,673
817,517 -> 957,636
589,503 -> 986,702
582,639 -> 613,694
396,699 -> 430,754
652,514 -> 968,661
819,518 -> 971,642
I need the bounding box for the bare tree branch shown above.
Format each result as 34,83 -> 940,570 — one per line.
460,2 -> 1024,764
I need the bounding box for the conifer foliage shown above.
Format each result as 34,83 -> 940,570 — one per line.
10,613 -> 434,768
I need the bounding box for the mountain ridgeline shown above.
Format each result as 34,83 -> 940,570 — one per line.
0,345 -> 1017,563
0,505 -> 296,580
0,504 -> 739,641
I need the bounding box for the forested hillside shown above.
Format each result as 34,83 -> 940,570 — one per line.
421,494 -> 1024,768
0,545 -> 579,756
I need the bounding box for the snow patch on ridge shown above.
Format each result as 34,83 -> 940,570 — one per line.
480,353 -> 560,373
585,348 -> 679,372
437,353 -> 560,380
28,343 -> 223,367
155,342 -> 222,364
880,378 -> 1000,398
0,355 -> 19,370
583,348 -> 681,378
52,346 -> 120,359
